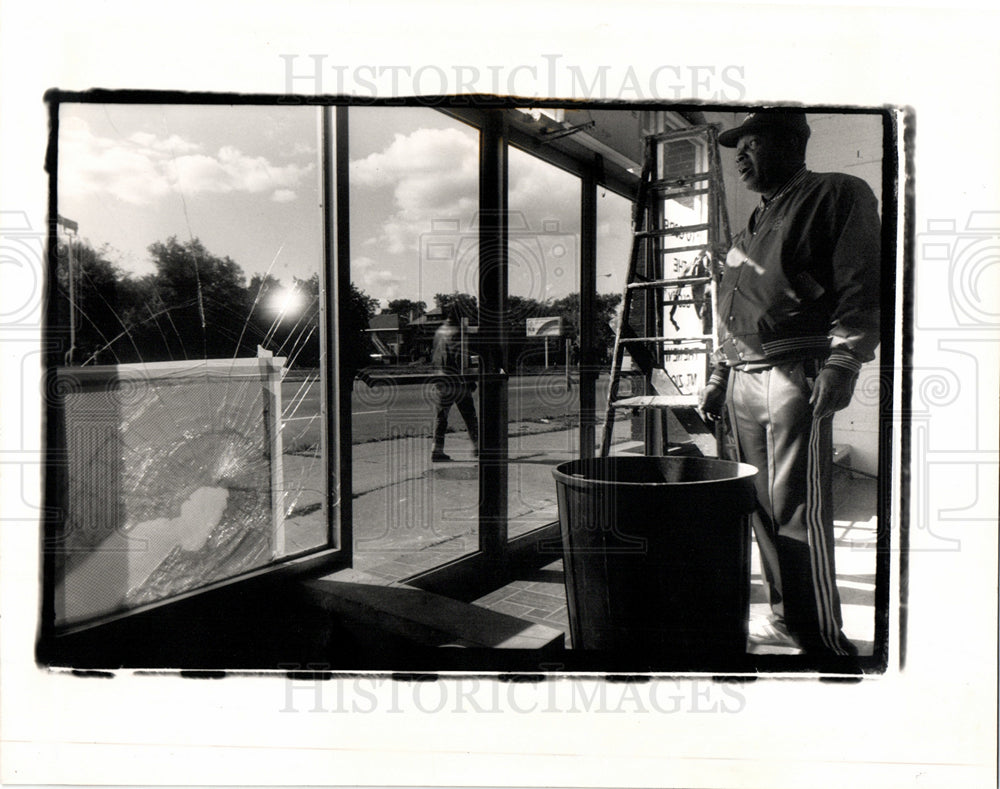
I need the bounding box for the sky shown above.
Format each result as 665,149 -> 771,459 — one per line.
58,103 -> 323,287
57,103 -> 633,311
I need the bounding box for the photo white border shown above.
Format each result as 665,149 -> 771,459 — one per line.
2,2 -> 998,787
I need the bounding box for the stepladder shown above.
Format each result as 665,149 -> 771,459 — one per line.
600,124 -> 733,458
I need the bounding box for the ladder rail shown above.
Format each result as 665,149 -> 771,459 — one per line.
601,124 -> 731,457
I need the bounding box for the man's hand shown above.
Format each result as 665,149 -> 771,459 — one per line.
698,383 -> 727,423
809,366 -> 858,418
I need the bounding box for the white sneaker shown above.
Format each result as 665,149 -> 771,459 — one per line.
748,616 -> 801,649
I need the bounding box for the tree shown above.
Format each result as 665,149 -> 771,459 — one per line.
56,240 -> 137,365
342,281 -> 379,378
243,273 -> 324,368
545,291 -> 622,366
350,281 -> 379,323
146,236 -> 249,360
385,298 -> 426,321
243,272 -> 284,352
247,272 -> 283,305
507,294 -> 548,324
589,292 -> 623,365
433,292 -> 478,322
524,293 -> 622,364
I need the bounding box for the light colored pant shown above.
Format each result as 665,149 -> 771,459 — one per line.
728,361 -> 855,655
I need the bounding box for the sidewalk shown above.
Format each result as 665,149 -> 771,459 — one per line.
347,416 -> 637,579
278,415 -> 634,576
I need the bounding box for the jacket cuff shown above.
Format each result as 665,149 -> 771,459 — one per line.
708,367 -> 731,389
824,349 -> 863,377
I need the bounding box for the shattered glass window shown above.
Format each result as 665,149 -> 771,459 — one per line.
51,103 -> 335,628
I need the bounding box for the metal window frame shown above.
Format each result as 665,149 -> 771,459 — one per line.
38,97 -> 348,646
401,107 -> 636,598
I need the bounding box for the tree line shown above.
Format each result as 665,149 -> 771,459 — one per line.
384,291 -> 622,369
56,235 -> 621,373
55,236 -> 376,374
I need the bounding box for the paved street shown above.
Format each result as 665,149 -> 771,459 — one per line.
280,370 -> 612,447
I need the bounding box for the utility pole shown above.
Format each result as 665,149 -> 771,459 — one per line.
57,215 -> 79,365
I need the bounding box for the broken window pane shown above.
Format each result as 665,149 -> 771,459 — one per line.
51,103 -> 333,628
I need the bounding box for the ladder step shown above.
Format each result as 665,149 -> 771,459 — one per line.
611,394 -> 699,409
651,298 -> 705,306
619,335 -> 713,343
653,243 -> 713,256
647,125 -> 719,143
627,276 -> 713,289
621,345 -> 712,355
650,173 -> 713,189
651,184 -> 712,199
618,367 -> 685,389
636,223 -> 710,238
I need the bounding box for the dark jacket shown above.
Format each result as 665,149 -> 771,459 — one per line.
710,168 -> 881,387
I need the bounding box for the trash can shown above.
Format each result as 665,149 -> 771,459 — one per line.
552,455 -> 758,658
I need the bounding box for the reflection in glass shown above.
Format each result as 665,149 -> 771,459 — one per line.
347,107 -> 481,579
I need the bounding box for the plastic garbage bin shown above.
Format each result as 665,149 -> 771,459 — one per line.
552,455 -> 758,658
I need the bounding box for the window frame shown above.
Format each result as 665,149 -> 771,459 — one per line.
40,98 -> 348,643
397,107 -> 640,598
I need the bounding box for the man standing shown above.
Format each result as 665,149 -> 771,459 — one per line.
430,303 -> 479,462
698,111 -> 881,657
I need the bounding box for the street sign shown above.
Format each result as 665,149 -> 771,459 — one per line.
525,316 -> 563,337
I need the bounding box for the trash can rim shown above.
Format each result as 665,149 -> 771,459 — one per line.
552,457 -> 759,487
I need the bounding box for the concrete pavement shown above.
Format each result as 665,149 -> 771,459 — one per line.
278,415 -> 634,576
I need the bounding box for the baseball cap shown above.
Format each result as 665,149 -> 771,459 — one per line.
718,111 -> 811,148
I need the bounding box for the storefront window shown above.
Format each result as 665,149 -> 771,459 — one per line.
593,187 -> 633,456
505,146 -> 582,538
347,107 -> 481,578
50,103 -> 332,628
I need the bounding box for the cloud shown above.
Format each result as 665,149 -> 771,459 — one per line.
350,127 -> 585,254
507,151 -> 582,235
351,256 -> 403,302
351,127 -> 478,255
347,124 -> 597,304
128,131 -> 201,155
59,117 -> 314,205
352,127 -> 477,190
364,269 -> 404,301
60,117 -> 173,204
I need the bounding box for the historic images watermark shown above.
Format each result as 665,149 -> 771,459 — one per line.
280,674 -> 747,714
907,213 -> 1000,551
2,211 -> 50,533
280,54 -> 747,101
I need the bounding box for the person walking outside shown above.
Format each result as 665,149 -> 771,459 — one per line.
430,303 -> 479,462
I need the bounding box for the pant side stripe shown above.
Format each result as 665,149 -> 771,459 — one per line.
806,414 -> 848,654
805,420 -> 831,649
